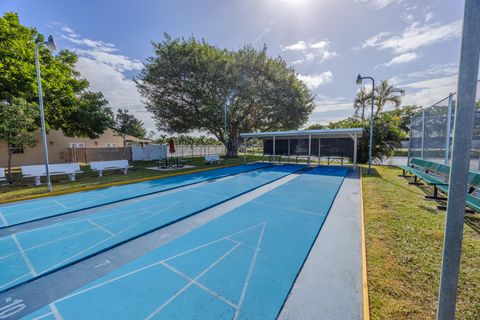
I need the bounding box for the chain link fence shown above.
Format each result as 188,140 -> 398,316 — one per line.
408,80 -> 480,170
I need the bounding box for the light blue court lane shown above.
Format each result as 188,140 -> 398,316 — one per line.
0,163 -> 270,227
23,166 -> 347,320
0,164 -> 303,292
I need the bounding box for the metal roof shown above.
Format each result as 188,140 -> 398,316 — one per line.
239,128 -> 363,139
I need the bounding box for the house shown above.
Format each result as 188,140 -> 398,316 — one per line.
0,128 -> 145,167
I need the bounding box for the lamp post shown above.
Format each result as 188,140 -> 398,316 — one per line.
35,35 -> 57,192
356,74 -> 375,174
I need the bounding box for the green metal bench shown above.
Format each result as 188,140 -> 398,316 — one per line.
399,158 -> 480,212
435,171 -> 480,212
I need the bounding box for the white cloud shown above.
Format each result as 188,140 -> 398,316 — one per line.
282,39 -> 337,65
382,52 -> 418,67
399,75 -> 457,107
55,25 -> 155,132
360,19 -> 462,53
355,0 -> 401,10
308,97 -> 354,125
386,63 -> 459,107
283,40 -> 308,51
298,72 -> 333,89
389,63 -> 458,84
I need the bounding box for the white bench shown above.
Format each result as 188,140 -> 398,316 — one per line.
89,160 -> 132,177
22,163 -> 83,186
205,155 -> 221,164
0,168 -> 5,182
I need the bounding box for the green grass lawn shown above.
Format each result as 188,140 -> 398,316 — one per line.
0,155 -> 263,202
363,165 -> 480,319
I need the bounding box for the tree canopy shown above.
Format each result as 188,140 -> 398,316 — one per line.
0,98 -> 39,181
0,12 -> 113,139
114,109 -> 147,146
136,35 -> 315,156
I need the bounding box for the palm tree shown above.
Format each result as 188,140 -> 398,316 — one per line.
353,87 -> 372,121
374,80 -> 405,118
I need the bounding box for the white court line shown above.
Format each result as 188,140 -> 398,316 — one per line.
86,219 -> 115,236
144,243 -> 241,320
49,303 -> 64,320
0,210 -> 8,226
54,223 -> 266,304
0,272 -> 31,290
161,260 -> 238,309
53,200 -> 68,210
233,223 -> 266,320
225,238 -> 257,251
251,200 -> 324,216
41,202 -> 181,274
11,234 -> 37,276
32,312 -> 53,320
0,210 -> 154,261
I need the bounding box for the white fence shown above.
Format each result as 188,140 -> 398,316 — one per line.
168,145 -> 226,158
131,144 -> 167,161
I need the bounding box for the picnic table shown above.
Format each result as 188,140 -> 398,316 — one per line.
157,157 -> 186,169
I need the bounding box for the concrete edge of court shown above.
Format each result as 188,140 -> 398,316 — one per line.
0,162 -> 247,205
279,168 -> 366,320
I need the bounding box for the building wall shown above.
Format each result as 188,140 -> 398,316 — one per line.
0,128 -> 139,167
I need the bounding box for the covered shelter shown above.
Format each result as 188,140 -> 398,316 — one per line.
240,128 -> 363,168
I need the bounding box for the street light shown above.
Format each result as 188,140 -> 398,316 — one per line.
35,35 -> 57,192
356,74 -> 375,174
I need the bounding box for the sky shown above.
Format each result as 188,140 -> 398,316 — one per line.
0,0 -> 467,134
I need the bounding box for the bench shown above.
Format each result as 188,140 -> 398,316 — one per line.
399,157 -> 480,212
89,160 -> 132,177
399,158 -> 450,199
22,163 -> 83,186
0,168 -> 5,182
204,155 -> 221,165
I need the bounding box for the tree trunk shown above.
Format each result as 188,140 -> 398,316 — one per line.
7,149 -> 13,184
226,135 -> 240,157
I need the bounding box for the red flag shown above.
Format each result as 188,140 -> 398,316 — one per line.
169,138 -> 176,154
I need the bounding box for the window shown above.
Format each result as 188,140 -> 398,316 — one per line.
8,144 -> 24,154
70,142 -> 85,148
106,143 -> 117,148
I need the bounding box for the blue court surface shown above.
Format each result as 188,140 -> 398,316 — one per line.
0,163 -> 269,228
0,164 -> 302,291
20,166 -> 348,320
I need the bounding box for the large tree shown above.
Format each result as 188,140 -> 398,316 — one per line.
0,12 -> 113,139
114,109 -> 147,146
136,35 -> 315,156
0,98 -> 39,182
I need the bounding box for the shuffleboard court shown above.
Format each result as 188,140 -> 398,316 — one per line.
21,166 -> 347,320
0,163 -> 269,227
0,164 -> 303,292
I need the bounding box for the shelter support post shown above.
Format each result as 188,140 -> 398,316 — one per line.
273,136 -> 276,163
308,134 -> 311,165
318,138 -> 321,165
353,134 -> 358,169
288,139 -> 291,163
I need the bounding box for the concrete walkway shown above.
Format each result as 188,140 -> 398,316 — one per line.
279,169 -> 363,320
